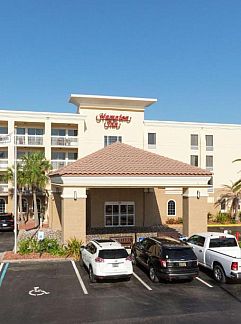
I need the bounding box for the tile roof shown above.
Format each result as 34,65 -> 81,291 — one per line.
49,142 -> 212,177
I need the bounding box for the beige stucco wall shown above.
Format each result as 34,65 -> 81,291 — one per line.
87,187 -> 185,228
62,197 -> 86,244
49,192 -> 62,230
183,196 -> 208,236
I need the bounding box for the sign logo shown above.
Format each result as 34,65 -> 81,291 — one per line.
96,113 -> 131,129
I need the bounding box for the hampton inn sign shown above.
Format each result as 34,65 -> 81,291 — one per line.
96,113 -> 132,129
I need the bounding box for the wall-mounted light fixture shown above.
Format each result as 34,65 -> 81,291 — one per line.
197,190 -> 200,199
74,191 -> 77,201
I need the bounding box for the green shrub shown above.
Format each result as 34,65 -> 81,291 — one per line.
215,212 -> 231,224
18,237 -> 65,256
64,237 -> 83,260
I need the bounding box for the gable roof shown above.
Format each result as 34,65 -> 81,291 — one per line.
49,142 -> 212,177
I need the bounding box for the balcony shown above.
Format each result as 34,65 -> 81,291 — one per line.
0,159 -> 8,169
51,160 -> 76,170
0,184 -> 8,193
51,136 -> 78,147
16,135 -> 43,146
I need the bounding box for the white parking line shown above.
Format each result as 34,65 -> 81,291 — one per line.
133,272 -> 152,291
0,263 -> 4,273
71,260 -> 88,295
195,276 -> 213,288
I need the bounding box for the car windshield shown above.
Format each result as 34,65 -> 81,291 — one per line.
98,249 -> 128,259
209,238 -> 237,248
163,247 -> 196,260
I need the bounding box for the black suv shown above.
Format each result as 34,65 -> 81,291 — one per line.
131,236 -> 198,282
0,213 -> 14,231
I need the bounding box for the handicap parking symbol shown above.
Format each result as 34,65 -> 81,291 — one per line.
29,286 -> 50,297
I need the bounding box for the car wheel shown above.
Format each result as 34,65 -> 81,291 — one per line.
89,266 -> 97,283
213,264 -> 226,283
149,266 -> 159,283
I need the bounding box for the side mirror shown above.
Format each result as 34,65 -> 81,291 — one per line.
80,245 -> 86,250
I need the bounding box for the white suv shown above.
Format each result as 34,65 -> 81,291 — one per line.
80,239 -> 133,282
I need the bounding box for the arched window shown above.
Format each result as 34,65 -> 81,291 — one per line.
0,198 -> 6,213
22,198 -> 28,213
167,200 -> 176,216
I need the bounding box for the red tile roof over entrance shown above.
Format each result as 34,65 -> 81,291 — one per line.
49,142 -> 212,177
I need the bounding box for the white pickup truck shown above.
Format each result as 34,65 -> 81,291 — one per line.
185,232 -> 241,283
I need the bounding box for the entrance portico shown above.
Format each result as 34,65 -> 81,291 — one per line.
49,142 -> 211,244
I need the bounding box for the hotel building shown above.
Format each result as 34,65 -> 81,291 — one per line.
0,94 -> 240,243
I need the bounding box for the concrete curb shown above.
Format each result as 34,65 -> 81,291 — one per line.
3,258 -> 74,263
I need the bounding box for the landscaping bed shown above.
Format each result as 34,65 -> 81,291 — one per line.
3,251 -> 71,261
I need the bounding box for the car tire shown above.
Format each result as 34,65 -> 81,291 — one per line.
213,264 -> 226,283
89,266 -> 97,283
149,266 -> 159,283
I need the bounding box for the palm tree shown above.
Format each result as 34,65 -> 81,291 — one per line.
4,164 -> 28,223
22,153 -> 52,227
215,181 -> 241,223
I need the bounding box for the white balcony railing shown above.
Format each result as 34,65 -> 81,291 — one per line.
0,159 -> 8,169
51,160 -> 76,170
16,135 -> 43,146
51,136 -> 78,147
0,184 -> 8,193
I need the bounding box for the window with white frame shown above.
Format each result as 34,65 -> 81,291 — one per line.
190,155 -> 198,167
191,134 -> 198,150
220,199 -> 226,212
206,135 -> 213,151
0,127 -> 8,134
28,128 -> 44,135
148,133 -> 156,148
104,136 -> 122,147
51,129 -> 66,136
167,200 -> 176,216
105,202 -> 135,226
0,198 -> 6,213
22,198 -> 28,213
206,155 -> 213,170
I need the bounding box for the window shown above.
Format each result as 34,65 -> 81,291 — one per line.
206,155 -> 213,170
68,152 -> 78,160
220,199 -> 226,212
191,134 -> 198,150
104,136 -> 122,147
0,151 -> 8,159
167,200 -> 176,216
0,198 -> 6,213
51,152 -> 66,160
68,129 -> 78,136
206,135 -> 213,151
0,127 -> 8,134
209,238 -> 237,248
22,198 -> 28,213
190,155 -> 198,167
208,176 -> 213,192
105,202 -> 135,226
86,243 -> 97,254
17,128 -> 25,135
141,239 -> 155,251
28,128 -> 44,136
51,129 -> 66,136
148,133 -> 156,148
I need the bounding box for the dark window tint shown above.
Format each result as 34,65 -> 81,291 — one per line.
187,235 -> 199,245
196,236 -> 205,247
163,248 -> 196,260
98,249 -> 128,259
148,133 -> 156,145
0,215 -> 13,220
141,239 -> 155,250
209,238 -> 237,248
0,127 -> 8,134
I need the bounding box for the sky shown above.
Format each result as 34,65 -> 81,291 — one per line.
1,0 -> 241,124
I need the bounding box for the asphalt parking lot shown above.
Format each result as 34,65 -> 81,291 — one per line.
0,231 -> 14,253
1,260 -> 241,323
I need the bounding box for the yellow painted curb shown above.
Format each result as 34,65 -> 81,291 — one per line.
208,224 -> 241,227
